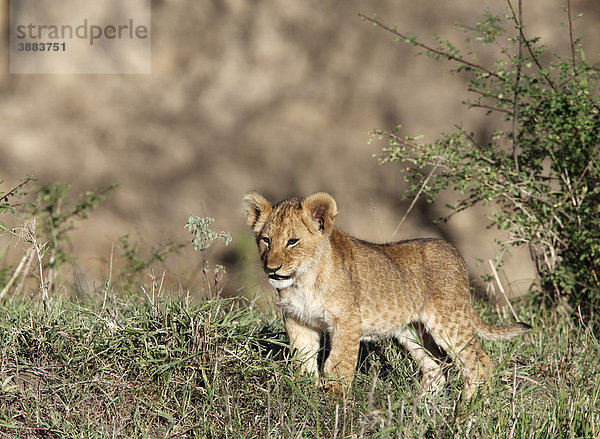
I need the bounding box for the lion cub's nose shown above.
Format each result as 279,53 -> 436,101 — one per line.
265,264 -> 282,274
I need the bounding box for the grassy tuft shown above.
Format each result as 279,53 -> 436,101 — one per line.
0,293 -> 597,438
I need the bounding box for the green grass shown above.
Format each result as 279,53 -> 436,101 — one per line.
0,292 -> 598,438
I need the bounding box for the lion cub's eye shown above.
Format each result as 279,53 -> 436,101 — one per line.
260,236 -> 271,246
286,238 -> 299,248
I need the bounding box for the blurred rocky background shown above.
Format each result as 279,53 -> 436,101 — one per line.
1,0 -> 598,300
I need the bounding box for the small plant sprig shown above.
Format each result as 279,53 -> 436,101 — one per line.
186,216 -> 232,252
1,179 -> 117,298
25,182 -> 117,292
186,215 -> 232,296
0,177 -> 37,297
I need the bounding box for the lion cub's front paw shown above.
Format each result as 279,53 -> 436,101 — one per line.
420,369 -> 447,393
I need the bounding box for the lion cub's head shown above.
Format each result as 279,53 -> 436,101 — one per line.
243,192 -> 337,289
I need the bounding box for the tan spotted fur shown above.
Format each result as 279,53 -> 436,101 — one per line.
243,191 -> 530,398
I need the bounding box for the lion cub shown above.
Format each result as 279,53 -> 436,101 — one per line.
243,191 -> 530,398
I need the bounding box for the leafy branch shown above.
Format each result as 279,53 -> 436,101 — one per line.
358,13 -> 504,81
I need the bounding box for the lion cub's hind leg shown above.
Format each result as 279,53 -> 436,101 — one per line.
426,321 -> 492,399
395,326 -> 447,392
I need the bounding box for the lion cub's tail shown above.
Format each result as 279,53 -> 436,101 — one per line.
475,317 -> 531,341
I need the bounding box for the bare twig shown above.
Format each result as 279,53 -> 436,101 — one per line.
566,0 -> 576,71
489,259 -> 519,320
511,0 -> 523,173
391,160 -> 440,240
0,247 -> 33,299
14,246 -> 35,296
467,102 -> 512,115
564,0 -> 600,113
103,244 -> 114,310
21,220 -> 49,312
333,404 -> 339,439
506,0 -> 557,92
467,86 -> 514,105
358,13 -> 504,81
516,187 -> 575,222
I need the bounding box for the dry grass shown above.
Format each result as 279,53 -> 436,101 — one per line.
0,289 -> 597,438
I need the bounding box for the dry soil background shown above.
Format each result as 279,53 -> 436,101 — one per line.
1,0 -> 599,298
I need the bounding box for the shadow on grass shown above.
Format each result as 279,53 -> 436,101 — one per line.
251,322 -> 450,384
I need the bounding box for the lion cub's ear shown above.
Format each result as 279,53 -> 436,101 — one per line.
303,192 -> 337,234
243,192 -> 272,233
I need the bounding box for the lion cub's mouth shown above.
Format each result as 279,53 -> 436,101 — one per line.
268,273 -> 294,281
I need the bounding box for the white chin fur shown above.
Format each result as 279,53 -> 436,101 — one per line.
269,277 -> 295,289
